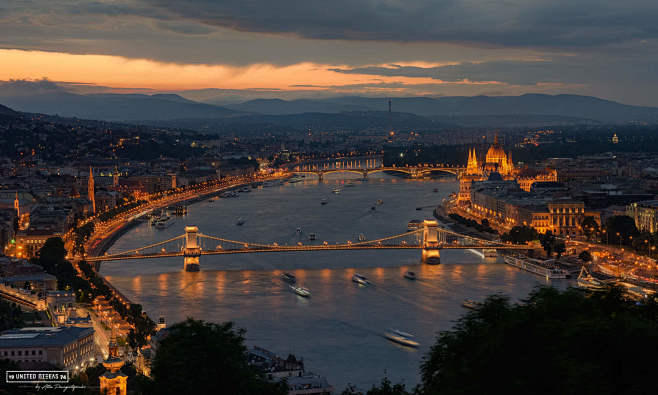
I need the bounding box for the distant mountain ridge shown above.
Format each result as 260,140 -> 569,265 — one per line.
0,90 -> 238,122
222,94 -> 658,123
2,82 -> 658,125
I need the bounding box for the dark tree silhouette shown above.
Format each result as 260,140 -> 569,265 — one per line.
418,287 -> 658,395
151,318 -> 287,395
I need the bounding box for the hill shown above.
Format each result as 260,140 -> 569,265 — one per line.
222,94 -> 658,124
0,89 -> 238,122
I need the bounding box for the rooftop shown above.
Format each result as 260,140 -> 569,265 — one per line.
0,326 -> 94,348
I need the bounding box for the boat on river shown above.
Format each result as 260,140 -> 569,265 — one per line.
503,255 -> 569,279
280,272 -> 297,284
404,271 -> 417,280
384,329 -> 420,348
352,273 -> 370,286
462,299 -> 482,310
155,216 -> 174,229
290,285 -> 310,297
332,188 -> 341,194
321,198 -> 328,205
236,217 -> 246,226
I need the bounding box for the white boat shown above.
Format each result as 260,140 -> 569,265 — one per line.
236,217 -> 246,226
404,271 -> 416,280
462,299 -> 481,310
290,285 -> 310,297
357,234 -> 366,242
503,255 -> 569,279
155,216 -> 174,229
352,273 -> 370,286
332,188 -> 341,194
384,329 -> 420,348
576,266 -> 608,291
482,249 -> 498,259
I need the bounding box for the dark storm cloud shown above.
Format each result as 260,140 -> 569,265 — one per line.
143,0 -> 658,47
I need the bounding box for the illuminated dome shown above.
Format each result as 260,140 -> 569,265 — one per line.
485,135 -> 507,164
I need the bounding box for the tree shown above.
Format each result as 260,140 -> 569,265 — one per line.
581,216 -> 599,241
418,287 -> 658,395
340,377 -> 410,395
502,226 -> 539,244
554,241 -> 566,260
579,250 -> 593,262
151,318 -> 287,395
539,231 -> 556,257
604,215 -> 638,245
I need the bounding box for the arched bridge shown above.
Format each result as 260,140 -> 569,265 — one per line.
83,221 -> 531,271
285,157 -> 464,181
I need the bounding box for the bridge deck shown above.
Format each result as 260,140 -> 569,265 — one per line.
85,244 -> 529,262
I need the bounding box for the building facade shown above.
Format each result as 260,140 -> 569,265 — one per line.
458,136 -> 556,202
0,327 -> 95,371
626,200 -> 658,233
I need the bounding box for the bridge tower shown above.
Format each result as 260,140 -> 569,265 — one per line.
183,226 -> 201,272
422,220 -> 441,264
317,171 -> 324,182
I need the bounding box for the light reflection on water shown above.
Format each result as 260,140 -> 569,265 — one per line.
101,175 -> 564,390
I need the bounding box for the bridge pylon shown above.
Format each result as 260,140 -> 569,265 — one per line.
318,171 -> 324,182
422,220 -> 441,264
183,226 -> 201,272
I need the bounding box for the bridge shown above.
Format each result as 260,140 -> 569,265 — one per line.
286,157 -> 464,181
83,220 -> 531,271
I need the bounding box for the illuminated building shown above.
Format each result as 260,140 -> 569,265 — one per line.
0,327 -> 95,371
458,135 -> 556,202
99,334 -> 128,395
626,200 -> 658,233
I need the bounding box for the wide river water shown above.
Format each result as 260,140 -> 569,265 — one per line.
101,174 -> 563,391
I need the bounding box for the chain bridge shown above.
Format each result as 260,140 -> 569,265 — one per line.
83,221 -> 530,271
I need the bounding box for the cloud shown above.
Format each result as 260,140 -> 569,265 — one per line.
143,0 -> 658,48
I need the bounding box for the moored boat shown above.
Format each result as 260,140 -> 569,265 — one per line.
576,266 -> 608,291
503,255 -> 569,279
383,329 -> 420,348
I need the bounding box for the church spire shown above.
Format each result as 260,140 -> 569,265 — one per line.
88,166 -> 96,214
467,147 -> 479,175
14,191 -> 19,218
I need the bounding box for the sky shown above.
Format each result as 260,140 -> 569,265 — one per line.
1,0 -> 658,105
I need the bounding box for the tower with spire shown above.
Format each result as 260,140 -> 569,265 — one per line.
13,191 -> 19,218
99,330 -> 128,395
113,165 -> 119,188
466,147 -> 480,175
88,166 -> 96,214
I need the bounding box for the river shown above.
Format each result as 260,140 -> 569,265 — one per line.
101,174 -> 564,391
